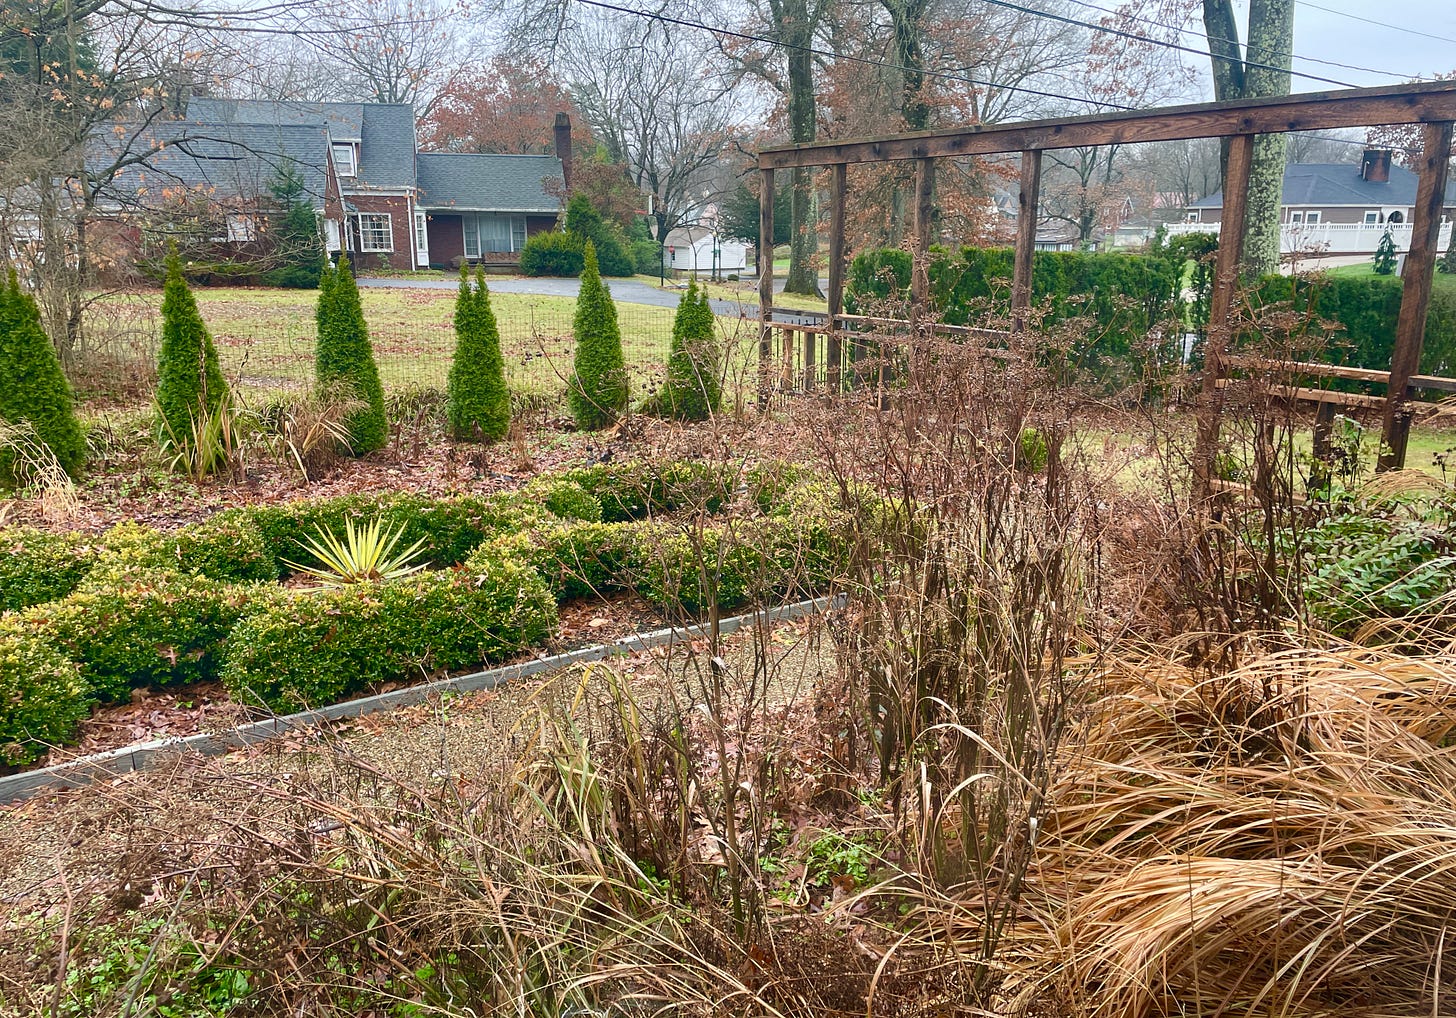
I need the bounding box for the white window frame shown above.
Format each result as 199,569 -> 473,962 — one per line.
1303,211 -> 1322,225
414,211 -> 429,267
1363,210 -> 1381,225
332,142 -> 357,178
226,213 -> 257,243
1289,210 -> 1304,224
357,212 -> 393,253
1186,210 -> 1200,223
324,218 -> 341,252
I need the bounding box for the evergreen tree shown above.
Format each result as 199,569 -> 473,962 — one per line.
315,254 -> 387,453
154,252 -> 229,452
446,265 -> 511,442
656,279 -> 720,421
569,243 -> 628,429
262,162 -> 325,288
1373,229 -> 1398,275
0,271 -> 86,481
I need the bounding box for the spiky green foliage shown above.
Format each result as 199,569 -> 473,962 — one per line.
154,253 -> 229,456
1373,229 -> 1398,275
568,243 -> 628,430
656,280 -> 721,421
315,255 -> 387,454
0,272 -> 85,481
446,266 -> 511,442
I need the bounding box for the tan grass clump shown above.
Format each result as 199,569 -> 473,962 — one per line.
1037,646 -> 1456,1018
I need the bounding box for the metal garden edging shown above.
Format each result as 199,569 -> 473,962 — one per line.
0,594 -> 844,804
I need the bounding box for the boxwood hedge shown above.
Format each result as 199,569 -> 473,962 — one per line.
0,630 -> 89,767
0,527 -> 98,613
221,558 -> 557,712
0,460 -> 855,760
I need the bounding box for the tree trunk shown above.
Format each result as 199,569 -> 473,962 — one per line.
1240,0 -> 1293,278
1201,0 -> 1292,279
880,0 -> 934,250
781,13 -> 822,297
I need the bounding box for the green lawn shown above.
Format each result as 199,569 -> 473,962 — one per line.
85,285 -> 761,400
1326,261 -> 1456,294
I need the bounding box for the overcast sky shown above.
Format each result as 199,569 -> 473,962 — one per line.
1256,0 -> 1454,91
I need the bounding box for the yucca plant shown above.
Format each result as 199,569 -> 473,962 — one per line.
161,400 -> 244,480
282,516 -> 429,586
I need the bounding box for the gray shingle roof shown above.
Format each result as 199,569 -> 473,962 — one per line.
1190,162 -> 1420,209
416,153 -> 563,213
182,98 -> 418,190
93,120 -> 331,209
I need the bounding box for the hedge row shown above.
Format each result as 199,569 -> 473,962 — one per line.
844,246 -> 1185,389
1249,273 -> 1456,379
0,461 -> 849,764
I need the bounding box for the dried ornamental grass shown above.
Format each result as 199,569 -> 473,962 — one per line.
1035,647 -> 1456,1018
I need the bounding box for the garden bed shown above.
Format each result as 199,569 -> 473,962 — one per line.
0,459 -> 852,772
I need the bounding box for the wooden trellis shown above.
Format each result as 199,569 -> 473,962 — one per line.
754,81 -> 1456,495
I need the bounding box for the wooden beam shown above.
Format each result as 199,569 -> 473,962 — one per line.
758,81 -> 1456,169
1012,149 -> 1042,332
1379,120 -> 1453,471
1192,132 -> 1254,501
826,162 -> 846,393
757,167 -> 774,408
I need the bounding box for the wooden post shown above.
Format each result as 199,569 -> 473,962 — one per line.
902,156 -> 935,397
757,167 -> 775,408
1192,133 -> 1255,501
803,326 -> 816,391
1012,149 -> 1042,333
826,162 -> 847,392
1379,120 -> 1453,471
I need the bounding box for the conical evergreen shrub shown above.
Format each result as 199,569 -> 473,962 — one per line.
657,279 -> 720,421
315,254 -> 387,454
569,242 -> 628,430
446,266 -> 511,442
1374,229 -> 1398,275
0,272 -> 86,481
154,253 -> 229,452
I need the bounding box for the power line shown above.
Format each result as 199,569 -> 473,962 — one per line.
1295,1 -> 1456,47
1060,0 -> 1409,80
570,0 -> 1140,111
978,0 -> 1359,89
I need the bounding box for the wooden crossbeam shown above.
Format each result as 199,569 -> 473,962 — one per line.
758,81 -> 1456,169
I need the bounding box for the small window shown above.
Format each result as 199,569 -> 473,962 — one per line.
358,212 -> 392,252
324,218 -> 341,252
1363,211 -> 1381,225
1186,210 -> 1200,223
226,214 -> 256,243
1289,211 -> 1304,224
332,143 -> 357,178
1304,211 -> 1322,225
414,212 -> 427,252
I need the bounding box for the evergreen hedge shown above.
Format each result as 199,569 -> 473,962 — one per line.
154,253 -> 229,453
649,280 -> 720,420
520,232 -> 585,277
0,527 -> 96,613
568,243 -> 629,429
0,272 -> 86,481
564,194 -> 634,277
316,255 -> 388,454
446,266 -> 511,442
0,629 -> 89,766
221,561 -> 557,712
844,245 -> 1184,389
1250,273 -> 1456,378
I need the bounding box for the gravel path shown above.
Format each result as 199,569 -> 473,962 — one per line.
0,615 -> 836,910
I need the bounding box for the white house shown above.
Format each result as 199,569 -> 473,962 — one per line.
663,226 -> 749,277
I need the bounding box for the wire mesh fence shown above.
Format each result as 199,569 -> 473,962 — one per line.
77,290 -> 756,405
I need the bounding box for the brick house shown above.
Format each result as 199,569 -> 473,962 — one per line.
93,99 -> 569,272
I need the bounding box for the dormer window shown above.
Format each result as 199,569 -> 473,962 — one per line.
332,142 -> 357,178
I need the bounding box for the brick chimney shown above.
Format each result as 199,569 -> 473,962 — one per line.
554,112 -> 573,194
1361,147 -> 1392,183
